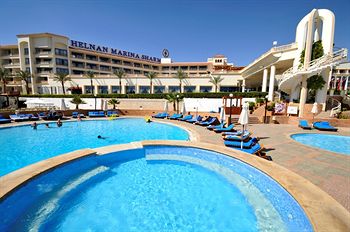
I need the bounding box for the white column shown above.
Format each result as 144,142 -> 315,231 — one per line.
262,68 -> 268,92
345,76 -> 349,91
241,79 -> 246,92
268,65 -> 275,101
299,75 -> 308,117
339,76 -> 343,91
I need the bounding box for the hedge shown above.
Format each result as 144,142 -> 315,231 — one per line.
21,92 -> 267,99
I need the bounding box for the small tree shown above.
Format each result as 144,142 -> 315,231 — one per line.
174,69 -> 187,93
145,71 -> 157,94
0,68 -> 10,94
300,40 -> 324,65
209,75 -> 224,92
16,70 -> 32,94
307,75 -> 326,102
85,71 -> 95,95
70,95 -> 86,109
114,69 -> 126,94
53,72 -> 71,95
166,93 -> 183,111
108,98 -> 120,109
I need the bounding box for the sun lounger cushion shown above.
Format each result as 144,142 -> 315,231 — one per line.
224,137 -> 258,149
313,121 -> 338,132
299,120 -> 311,130
179,115 -> 193,121
214,124 -> 235,132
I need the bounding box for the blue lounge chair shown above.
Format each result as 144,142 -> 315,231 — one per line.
36,112 -> 46,119
169,113 -> 183,120
153,112 -> 169,119
224,131 -> 251,141
299,120 -> 311,130
224,137 -> 258,149
72,112 -> 86,118
229,142 -> 262,154
222,130 -> 248,136
313,121 -> 338,132
179,115 -> 193,121
9,114 -> 30,122
88,111 -> 105,117
214,124 -> 235,133
194,116 -> 212,125
207,122 -> 226,130
0,115 -> 11,124
186,115 -> 202,123
198,117 -> 220,126
26,114 -> 39,121
107,111 -> 118,117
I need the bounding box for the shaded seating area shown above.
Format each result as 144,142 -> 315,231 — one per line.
88,111 -> 105,117
0,115 -> 11,124
313,121 -> 338,132
299,120 -> 311,130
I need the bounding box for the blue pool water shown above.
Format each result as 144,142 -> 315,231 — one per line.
0,118 -> 189,176
0,146 -> 313,232
291,133 -> 350,155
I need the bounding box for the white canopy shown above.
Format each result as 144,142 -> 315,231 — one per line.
219,105 -> 226,124
311,102 -> 318,114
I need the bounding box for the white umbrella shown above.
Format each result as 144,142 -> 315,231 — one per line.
104,100 -> 108,111
164,101 -> 168,113
311,102 -> 318,123
219,105 -> 226,124
60,99 -> 67,111
238,103 -> 249,149
101,99 -> 104,110
181,102 -> 186,115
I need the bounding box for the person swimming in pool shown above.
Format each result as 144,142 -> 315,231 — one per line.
45,123 -> 50,128
97,135 -> 107,139
57,119 -> 63,127
31,122 -> 37,130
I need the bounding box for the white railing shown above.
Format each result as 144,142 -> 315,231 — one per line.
279,48 -> 348,87
330,97 -> 341,117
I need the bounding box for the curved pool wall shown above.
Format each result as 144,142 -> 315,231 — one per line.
0,145 -> 313,231
0,118 -> 190,176
291,133 -> 350,155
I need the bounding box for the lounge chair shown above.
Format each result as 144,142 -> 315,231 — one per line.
26,114 -> 39,121
88,111 -> 105,117
224,130 -> 251,141
197,117 -> 220,126
153,112 -> 169,119
36,112 -> 46,119
179,115 -> 193,121
169,113 -> 183,120
222,130 -> 247,136
214,124 -> 235,133
0,115 -> 11,124
194,116 -> 211,125
9,114 -> 30,122
186,115 -> 202,123
107,111 -> 118,117
224,137 -> 258,149
207,122 -> 226,130
299,120 -> 311,130
72,112 -> 86,118
313,121 -> 338,132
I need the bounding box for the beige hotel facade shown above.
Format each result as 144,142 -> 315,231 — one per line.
0,33 -> 246,95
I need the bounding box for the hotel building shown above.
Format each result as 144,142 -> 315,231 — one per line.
0,33 -> 244,95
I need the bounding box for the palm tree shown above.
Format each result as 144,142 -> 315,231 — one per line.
85,71 -> 95,95
16,70 -> 32,94
113,69 -> 126,94
145,71 -> 157,94
166,93 -> 183,111
0,68 -> 10,94
108,98 -> 120,109
70,95 -> 86,109
174,69 -> 187,93
209,75 -> 224,92
53,72 -> 71,95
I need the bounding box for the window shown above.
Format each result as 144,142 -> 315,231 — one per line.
134,70 -> 141,74
72,52 -> 84,59
56,68 -> 69,74
112,59 -> 121,64
25,67 -> 31,73
25,58 -> 30,65
55,48 -> 68,56
200,86 -> 212,93
85,85 -> 94,94
168,86 -> 180,93
56,58 -> 68,66
154,86 -> 165,93
184,86 -> 196,93
98,86 -> 108,94
139,86 -> 150,94
99,57 -> 110,63
72,70 -> 84,75
100,65 -> 110,71
125,86 -> 135,94
86,55 -> 97,61
24,48 -> 29,55
112,86 -> 120,93
220,86 -> 239,92
134,63 -> 141,67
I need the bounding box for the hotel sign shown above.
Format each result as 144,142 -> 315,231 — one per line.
70,40 -> 161,63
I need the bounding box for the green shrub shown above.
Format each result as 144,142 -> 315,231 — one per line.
256,98 -> 264,104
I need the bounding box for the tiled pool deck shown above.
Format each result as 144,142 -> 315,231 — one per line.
1,118 -> 349,213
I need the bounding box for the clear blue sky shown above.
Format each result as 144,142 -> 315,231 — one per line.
1,0 -> 349,66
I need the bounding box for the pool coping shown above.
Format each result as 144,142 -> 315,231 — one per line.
1,141 -> 349,231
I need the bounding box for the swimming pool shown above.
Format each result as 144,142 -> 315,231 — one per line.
291,133 -> 350,155
0,118 -> 189,176
0,145 -> 313,232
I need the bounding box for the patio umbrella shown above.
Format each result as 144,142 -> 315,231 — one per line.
101,99 -> 104,110
60,99 -> 67,111
164,101 -> 168,113
104,100 -> 108,111
219,105 -> 226,124
238,102 -> 249,149
181,102 -> 186,115
311,102 -> 318,123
